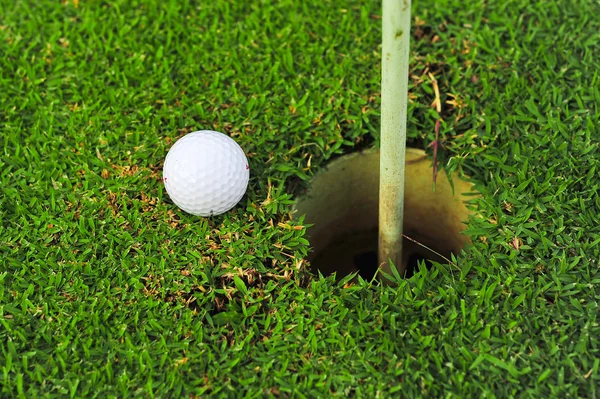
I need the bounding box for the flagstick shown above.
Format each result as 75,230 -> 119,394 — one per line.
379,0 -> 412,277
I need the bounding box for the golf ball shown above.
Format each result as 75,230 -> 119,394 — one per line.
162,130 -> 249,216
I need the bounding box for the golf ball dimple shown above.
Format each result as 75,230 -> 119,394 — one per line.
162,130 -> 249,216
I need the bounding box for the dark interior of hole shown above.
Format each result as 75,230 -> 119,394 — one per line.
309,227 -> 449,281
352,250 -> 434,280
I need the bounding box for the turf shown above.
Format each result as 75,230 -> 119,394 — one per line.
1,0 -> 599,397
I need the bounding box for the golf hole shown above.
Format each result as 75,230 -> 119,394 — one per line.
293,149 -> 477,282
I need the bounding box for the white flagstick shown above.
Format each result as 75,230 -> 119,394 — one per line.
379,0 -> 412,276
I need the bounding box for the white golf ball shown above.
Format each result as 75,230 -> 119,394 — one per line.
162,130 -> 249,216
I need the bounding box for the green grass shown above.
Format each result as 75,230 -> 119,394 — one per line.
1,0 -> 599,397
